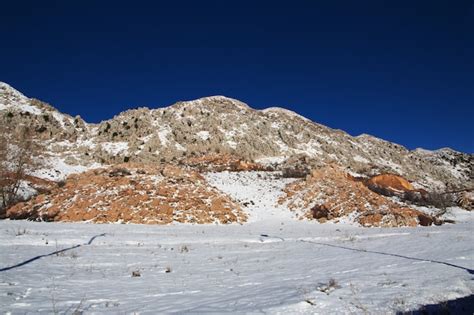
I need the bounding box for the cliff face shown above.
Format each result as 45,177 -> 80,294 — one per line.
0,81 -> 472,190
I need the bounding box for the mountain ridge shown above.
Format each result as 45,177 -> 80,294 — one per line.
0,81 -> 472,190
1,81 -> 464,154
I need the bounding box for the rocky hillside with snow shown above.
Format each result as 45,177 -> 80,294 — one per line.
7,163 -> 247,224
1,81 -> 472,190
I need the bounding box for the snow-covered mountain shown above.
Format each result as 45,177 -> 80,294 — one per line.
2,82 -> 474,313
0,81 -> 472,190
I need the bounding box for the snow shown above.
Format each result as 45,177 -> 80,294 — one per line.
0,83 -> 42,115
226,140 -> 237,149
15,181 -> 39,201
377,158 -> 403,173
157,126 -> 171,146
0,101 -> 42,115
296,140 -> 322,156
1,213 -> 473,313
17,103 -> 42,115
273,137 -> 290,153
414,148 -> 434,155
101,142 -> 129,155
51,112 -> 69,128
255,156 -> 287,165
262,107 -> 311,122
33,157 -> 102,181
316,134 -> 340,146
196,130 -> 210,141
76,138 -> 97,150
183,96 -> 251,112
140,134 -> 154,143
175,143 -> 186,151
0,82 -> 26,99
205,171 -> 297,222
353,155 -> 370,164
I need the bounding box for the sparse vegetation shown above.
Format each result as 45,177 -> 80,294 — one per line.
0,124 -> 43,216
179,245 -> 189,253
366,182 -> 457,211
281,166 -> 310,178
403,190 -> 456,210
108,167 -> 132,177
317,278 -> 341,295
132,270 -> 141,277
13,227 -> 29,236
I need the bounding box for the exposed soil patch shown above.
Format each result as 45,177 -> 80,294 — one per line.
7,163 -> 247,224
279,164 -> 437,227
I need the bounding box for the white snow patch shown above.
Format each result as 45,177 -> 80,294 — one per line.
205,171 -> 297,222
15,180 -> 38,200
52,112 -> 67,128
101,142 -> 129,155
255,156 -> 287,165
17,103 -> 42,115
262,107 -> 311,122
157,126 -> 172,146
226,140 -> 237,149
140,134 -> 154,143
295,140 -> 322,156
353,155 -> 370,164
196,130 -> 210,141
175,143 -> 186,151
33,157 -> 103,181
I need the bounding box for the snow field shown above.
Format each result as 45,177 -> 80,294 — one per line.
1,218 -> 473,314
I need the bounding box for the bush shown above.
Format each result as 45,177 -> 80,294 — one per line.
424,192 -> 456,210
403,190 -> 456,210
1,125 -> 43,213
281,166 -> 310,178
311,204 -> 330,220
109,167 -> 131,177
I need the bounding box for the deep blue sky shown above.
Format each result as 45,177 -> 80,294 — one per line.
1,1 -> 473,153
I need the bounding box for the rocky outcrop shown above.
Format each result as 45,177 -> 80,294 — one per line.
278,165 -> 437,227
181,153 -> 266,172
365,174 -> 415,193
7,164 -> 247,224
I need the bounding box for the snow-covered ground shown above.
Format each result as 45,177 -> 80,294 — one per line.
205,171 -> 297,222
1,172 -> 473,314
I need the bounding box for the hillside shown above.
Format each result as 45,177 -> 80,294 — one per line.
0,82 -> 472,191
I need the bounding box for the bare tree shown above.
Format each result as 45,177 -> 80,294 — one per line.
0,123 -> 42,216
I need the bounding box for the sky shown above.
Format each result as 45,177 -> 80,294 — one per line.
1,0 -> 473,153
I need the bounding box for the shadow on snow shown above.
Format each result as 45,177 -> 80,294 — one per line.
0,233 -> 106,272
259,234 -> 474,275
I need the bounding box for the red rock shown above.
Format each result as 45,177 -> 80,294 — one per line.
280,164 -> 436,227
6,163 -> 246,225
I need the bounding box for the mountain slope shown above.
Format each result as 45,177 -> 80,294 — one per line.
0,81 -> 472,190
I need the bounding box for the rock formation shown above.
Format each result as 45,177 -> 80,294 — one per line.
278,164 -> 437,227
7,164 -> 247,224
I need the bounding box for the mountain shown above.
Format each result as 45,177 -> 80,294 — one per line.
0,81 -> 472,190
